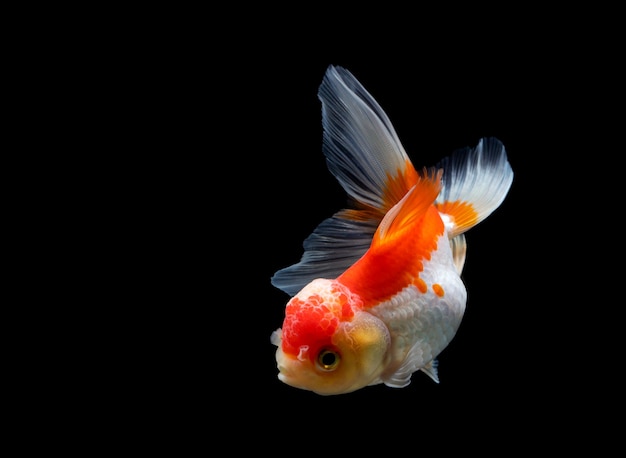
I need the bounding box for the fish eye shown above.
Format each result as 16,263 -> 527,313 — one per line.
316,348 -> 340,371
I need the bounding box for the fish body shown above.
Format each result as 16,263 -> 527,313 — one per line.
271,65 -> 513,395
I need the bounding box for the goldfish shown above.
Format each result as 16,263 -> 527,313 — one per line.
270,65 -> 513,395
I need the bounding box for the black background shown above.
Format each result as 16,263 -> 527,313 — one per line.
35,5 -> 621,452
123,41 -> 616,449
249,61 -> 552,404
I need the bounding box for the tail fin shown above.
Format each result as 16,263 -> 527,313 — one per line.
434,137 -> 513,239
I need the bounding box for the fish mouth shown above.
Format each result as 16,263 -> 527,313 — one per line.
273,334 -> 291,380
276,364 -> 299,387
276,355 -> 299,385
276,360 -> 292,378
272,330 -> 302,386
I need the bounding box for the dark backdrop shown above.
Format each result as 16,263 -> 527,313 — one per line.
124,49 -> 611,449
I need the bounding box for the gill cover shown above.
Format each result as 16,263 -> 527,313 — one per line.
326,311 -> 391,395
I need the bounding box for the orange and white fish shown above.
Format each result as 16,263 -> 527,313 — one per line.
270,65 -> 513,395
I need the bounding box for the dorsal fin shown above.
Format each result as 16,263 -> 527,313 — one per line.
271,66 -> 420,296
319,65 -> 418,213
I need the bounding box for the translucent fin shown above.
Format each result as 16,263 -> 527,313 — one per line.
383,368 -> 413,388
450,234 -> 467,274
318,65 -> 418,212
434,137 -> 513,238
420,360 -> 440,383
272,65 -> 422,297
270,212 -> 380,297
383,343 -> 437,388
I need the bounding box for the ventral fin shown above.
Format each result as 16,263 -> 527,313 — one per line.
420,359 -> 440,383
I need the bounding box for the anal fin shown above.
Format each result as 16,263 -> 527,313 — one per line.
450,234 -> 467,275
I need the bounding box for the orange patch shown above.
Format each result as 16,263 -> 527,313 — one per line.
339,205 -> 444,306
281,280 -> 359,357
415,278 -> 427,294
432,284 -> 444,297
435,200 -> 479,233
381,160 -> 420,209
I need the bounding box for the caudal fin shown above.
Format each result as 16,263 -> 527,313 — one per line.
434,137 -> 513,239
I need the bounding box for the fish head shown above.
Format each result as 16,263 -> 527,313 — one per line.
271,279 -> 390,395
